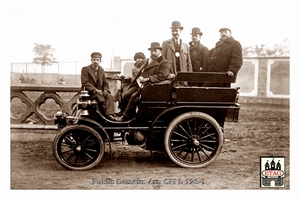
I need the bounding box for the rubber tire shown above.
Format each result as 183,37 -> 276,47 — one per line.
164,112 -> 223,168
53,125 -> 104,170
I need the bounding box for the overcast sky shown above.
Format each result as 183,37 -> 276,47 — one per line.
8,0 -> 293,66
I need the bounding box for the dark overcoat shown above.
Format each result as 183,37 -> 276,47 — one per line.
189,41 -> 210,72
128,55 -> 171,89
81,64 -> 110,102
207,37 -> 243,75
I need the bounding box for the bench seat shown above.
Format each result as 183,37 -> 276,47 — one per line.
140,80 -> 174,102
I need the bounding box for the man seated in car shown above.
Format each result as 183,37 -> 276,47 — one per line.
81,52 -> 117,121
117,42 -> 171,121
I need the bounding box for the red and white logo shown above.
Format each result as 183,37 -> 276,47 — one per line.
262,170 -> 284,177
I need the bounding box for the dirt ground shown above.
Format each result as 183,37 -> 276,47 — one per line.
10,102 -> 290,191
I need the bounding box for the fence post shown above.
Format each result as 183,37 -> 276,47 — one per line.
58,62 -> 60,84
75,62 -> 77,85
26,63 -> 28,80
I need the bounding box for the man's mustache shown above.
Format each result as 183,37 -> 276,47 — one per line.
151,54 -> 158,59
93,62 -> 99,67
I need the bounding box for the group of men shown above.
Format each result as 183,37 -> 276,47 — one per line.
80,21 -> 243,121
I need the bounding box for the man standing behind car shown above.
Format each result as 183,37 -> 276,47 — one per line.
162,21 -> 192,86
189,27 -> 210,86
203,27 -> 243,87
81,52 -> 117,121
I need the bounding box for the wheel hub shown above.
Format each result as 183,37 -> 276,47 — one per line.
192,138 -> 200,146
75,145 -> 82,152
189,135 -> 201,147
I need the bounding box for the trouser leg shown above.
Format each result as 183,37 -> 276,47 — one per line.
105,94 -> 115,116
122,86 -> 139,113
122,90 -> 140,119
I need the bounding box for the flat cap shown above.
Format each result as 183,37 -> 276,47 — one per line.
219,27 -> 231,32
91,52 -> 102,58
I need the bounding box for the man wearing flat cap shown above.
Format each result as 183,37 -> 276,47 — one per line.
188,27 -> 210,86
81,52 -> 117,121
203,27 -> 243,87
117,42 -> 171,121
162,21 -> 192,85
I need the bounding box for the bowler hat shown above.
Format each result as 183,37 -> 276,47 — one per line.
219,27 -> 231,32
91,52 -> 102,58
148,42 -> 163,50
134,52 -> 145,61
170,21 -> 183,30
190,27 -> 203,36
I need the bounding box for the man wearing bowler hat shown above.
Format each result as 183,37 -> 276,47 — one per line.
117,42 -> 171,121
203,27 -> 243,87
81,52 -> 117,121
189,27 -> 210,86
162,21 -> 192,85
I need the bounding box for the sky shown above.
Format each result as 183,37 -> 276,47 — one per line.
7,0 -> 293,66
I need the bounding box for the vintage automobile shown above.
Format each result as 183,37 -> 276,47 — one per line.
53,72 -> 240,170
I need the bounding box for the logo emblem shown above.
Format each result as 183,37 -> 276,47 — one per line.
260,156 -> 285,187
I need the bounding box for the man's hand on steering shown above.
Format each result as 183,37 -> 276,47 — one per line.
140,77 -> 150,83
95,89 -> 103,96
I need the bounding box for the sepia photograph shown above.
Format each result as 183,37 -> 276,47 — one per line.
5,0 -> 297,198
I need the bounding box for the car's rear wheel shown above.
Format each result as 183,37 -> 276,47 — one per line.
164,112 -> 223,168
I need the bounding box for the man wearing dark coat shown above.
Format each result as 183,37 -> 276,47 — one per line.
117,42 -> 171,121
203,27 -> 243,87
81,52 -> 117,121
189,27 -> 210,86
132,52 -> 146,78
